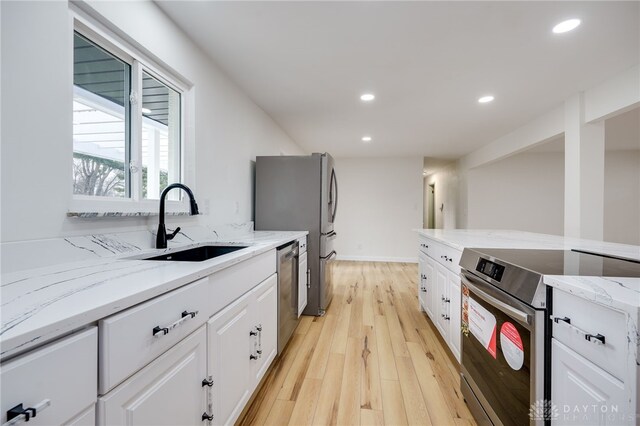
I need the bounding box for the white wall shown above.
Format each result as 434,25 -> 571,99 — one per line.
604,150 -> 640,245
0,1 -> 304,243
333,157 -> 423,262
467,152 -> 565,235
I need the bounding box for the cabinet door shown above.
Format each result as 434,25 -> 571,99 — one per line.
435,264 -> 449,339
252,274 -> 278,386
424,256 -> 436,320
447,270 -> 461,363
418,252 -> 428,313
298,252 -> 308,317
207,292 -> 254,426
551,339 -> 626,426
98,326 -> 207,426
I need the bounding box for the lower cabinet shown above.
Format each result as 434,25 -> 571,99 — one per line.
551,339 -> 626,426
448,272 -> 461,361
207,273 -> 278,426
1,327 -> 98,426
298,252 -> 308,317
435,263 -> 450,339
97,326 -> 208,425
419,237 -> 462,363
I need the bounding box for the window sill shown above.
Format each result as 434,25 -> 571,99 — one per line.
68,197 -> 191,218
67,211 -> 191,218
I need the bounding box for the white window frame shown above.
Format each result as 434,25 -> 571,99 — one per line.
69,4 -> 194,216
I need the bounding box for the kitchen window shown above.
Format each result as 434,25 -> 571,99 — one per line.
71,12 -> 190,214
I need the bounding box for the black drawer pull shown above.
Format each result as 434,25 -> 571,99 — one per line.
202,412 -> 214,422
182,310 -> 197,319
553,316 -> 571,324
152,326 -> 169,336
585,333 -> 606,345
202,378 -> 214,387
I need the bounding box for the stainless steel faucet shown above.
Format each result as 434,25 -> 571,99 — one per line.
156,183 -> 199,249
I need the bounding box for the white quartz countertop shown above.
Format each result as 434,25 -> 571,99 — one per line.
0,230 -> 307,361
415,229 -> 640,312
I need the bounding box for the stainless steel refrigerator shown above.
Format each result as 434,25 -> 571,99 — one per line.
255,153 -> 338,316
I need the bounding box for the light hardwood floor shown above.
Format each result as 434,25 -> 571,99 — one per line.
238,261 -> 477,426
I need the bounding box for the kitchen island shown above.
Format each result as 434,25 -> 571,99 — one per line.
415,229 -> 639,425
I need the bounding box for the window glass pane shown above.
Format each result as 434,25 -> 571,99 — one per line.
141,72 -> 181,200
73,32 -> 130,197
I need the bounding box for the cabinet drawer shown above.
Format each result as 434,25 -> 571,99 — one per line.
99,278 -> 209,394
552,289 -> 627,381
298,236 -> 307,254
1,327 -> 97,426
435,242 -> 461,273
418,237 -> 434,257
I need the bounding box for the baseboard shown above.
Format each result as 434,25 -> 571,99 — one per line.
335,255 -> 418,263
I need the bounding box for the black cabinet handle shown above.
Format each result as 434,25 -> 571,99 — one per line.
553,316 -> 571,324
202,412 -> 214,422
152,326 -> 169,336
182,310 -> 197,319
202,378 -> 214,387
585,333 -> 606,345
249,330 -> 257,336
250,354 -> 258,360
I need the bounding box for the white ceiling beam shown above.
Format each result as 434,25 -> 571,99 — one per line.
584,64 -> 640,123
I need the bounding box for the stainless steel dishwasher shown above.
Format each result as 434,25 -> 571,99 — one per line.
277,241 -> 299,353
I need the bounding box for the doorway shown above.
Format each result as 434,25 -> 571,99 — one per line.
427,184 -> 435,228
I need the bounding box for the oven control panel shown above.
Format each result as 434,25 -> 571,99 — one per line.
476,258 -> 505,281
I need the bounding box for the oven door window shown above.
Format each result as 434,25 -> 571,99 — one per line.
463,286 -> 531,426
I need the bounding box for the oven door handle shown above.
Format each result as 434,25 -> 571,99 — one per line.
460,273 -> 531,325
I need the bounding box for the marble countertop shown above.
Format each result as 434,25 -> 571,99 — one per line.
416,229 -> 640,372
0,229 -> 307,361
415,228 -> 640,311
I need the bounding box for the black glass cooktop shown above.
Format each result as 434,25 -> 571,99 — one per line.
469,248 -> 640,278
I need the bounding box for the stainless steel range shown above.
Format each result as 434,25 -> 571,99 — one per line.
459,248 -> 640,426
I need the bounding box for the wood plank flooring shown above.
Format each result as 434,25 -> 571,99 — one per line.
238,261 -> 477,426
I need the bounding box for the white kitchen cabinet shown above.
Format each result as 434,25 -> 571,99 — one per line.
207,291 -> 254,426
1,328 -> 97,426
551,339 -> 626,426
447,270 -> 461,362
435,263 -> 450,339
417,236 -> 462,363
207,273 -> 278,426
98,326 -> 208,426
99,277 -> 209,394
418,251 -> 428,312
251,274 -> 278,385
298,251 -> 308,317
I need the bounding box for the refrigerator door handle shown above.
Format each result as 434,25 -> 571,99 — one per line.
322,250 -> 337,260
330,169 -> 338,222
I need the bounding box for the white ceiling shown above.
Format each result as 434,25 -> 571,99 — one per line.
157,1 -> 639,159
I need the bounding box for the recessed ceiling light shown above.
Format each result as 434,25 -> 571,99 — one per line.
552,19 -> 581,34
478,95 -> 495,104
360,93 -> 375,102
362,136 -> 372,142
142,107 -> 152,114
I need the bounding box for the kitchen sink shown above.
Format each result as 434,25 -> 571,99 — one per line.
142,245 -> 249,262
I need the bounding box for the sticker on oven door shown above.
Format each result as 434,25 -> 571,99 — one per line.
468,298 -> 497,358
500,322 -> 524,370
